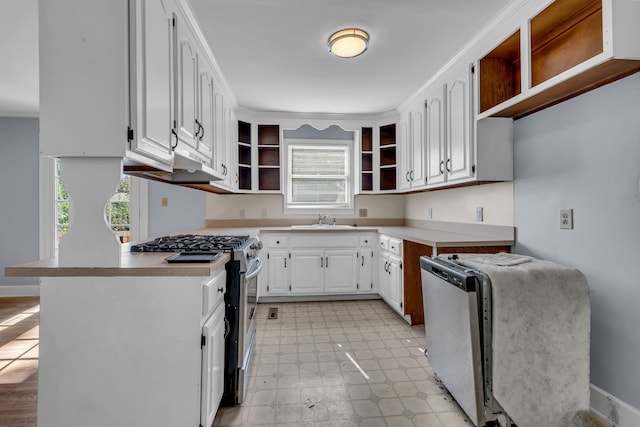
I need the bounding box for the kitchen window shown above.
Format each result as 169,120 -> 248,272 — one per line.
284,141 -> 353,213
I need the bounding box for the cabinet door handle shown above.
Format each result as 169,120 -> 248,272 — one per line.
446,158 -> 451,172
362,256 -> 365,266
170,129 -> 178,150
406,171 -> 410,182
321,257 -> 323,268
439,160 -> 444,175
410,170 -> 414,181
326,257 -> 328,268
194,119 -> 202,139
284,258 -> 287,268
199,123 -> 205,140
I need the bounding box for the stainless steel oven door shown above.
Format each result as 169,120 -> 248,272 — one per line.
237,257 -> 262,403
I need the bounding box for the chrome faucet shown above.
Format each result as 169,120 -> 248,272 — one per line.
318,214 -> 328,224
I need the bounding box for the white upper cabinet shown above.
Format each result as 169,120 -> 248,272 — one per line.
175,17 -> 198,151
196,58 -> 214,162
445,63 -> 474,182
397,117 -> 411,191
398,106 -> 426,191
425,84 -> 447,186
410,109 -> 426,187
212,91 -> 227,178
128,0 -> 176,168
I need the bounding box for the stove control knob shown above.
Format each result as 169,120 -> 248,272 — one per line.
250,241 -> 263,251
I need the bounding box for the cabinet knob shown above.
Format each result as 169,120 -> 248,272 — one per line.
276,240 -> 280,244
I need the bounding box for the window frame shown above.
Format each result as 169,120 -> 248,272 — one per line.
283,138 -> 355,215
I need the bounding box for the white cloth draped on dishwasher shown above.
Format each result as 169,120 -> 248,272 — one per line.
458,253 -> 591,427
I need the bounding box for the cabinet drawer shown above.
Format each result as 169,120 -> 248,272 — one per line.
359,235 -> 374,247
290,234 -> 359,247
266,235 -> 288,247
202,268 -> 226,318
379,235 -> 390,251
388,237 -> 402,256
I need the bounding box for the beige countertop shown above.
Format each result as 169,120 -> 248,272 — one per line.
5,251 -> 231,278
5,221 -> 514,277
202,222 -> 515,249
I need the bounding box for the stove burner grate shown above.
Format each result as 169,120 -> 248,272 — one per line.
130,234 -> 251,253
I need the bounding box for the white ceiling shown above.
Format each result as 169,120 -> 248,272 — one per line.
0,0 -> 518,117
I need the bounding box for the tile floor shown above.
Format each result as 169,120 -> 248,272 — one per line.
213,299 -> 471,427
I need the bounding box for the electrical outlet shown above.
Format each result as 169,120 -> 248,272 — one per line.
359,208 -> 368,218
427,208 -> 433,219
475,207 -> 483,222
161,197 -> 168,207
560,209 -> 573,229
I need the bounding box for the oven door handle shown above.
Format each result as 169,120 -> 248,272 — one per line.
244,257 -> 263,281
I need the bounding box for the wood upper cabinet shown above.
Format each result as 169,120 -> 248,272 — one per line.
479,0 -> 640,119
128,0 -> 176,167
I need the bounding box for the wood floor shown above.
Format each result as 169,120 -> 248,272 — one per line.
0,297 -> 39,427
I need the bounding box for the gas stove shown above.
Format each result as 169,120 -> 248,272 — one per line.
130,234 -> 251,253
130,233 -> 262,273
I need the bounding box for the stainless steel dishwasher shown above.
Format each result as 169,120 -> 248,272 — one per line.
420,255 -> 508,427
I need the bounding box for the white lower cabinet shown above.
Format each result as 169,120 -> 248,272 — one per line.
357,235 -> 375,293
290,250 -> 326,294
261,232 -> 376,297
200,301 -> 224,427
290,249 -> 358,294
200,267 -> 226,427
266,250 -> 290,295
36,266 -> 227,427
378,234 -> 404,317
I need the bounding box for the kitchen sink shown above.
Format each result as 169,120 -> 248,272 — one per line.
290,224 -> 356,230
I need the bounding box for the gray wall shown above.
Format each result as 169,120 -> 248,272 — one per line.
148,181 -> 206,237
0,118 -> 40,287
513,72 -> 640,408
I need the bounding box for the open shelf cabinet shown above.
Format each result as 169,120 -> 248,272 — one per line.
379,123 -> 397,191
237,120 -> 251,190
478,0 -> 640,119
258,125 -> 280,191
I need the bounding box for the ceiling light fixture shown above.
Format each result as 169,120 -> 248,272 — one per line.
328,28 -> 369,59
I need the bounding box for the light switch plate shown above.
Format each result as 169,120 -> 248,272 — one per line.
560,209 -> 573,229
475,207 -> 483,222
427,208 -> 433,219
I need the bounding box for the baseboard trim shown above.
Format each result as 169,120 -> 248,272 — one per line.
258,294 -> 381,303
591,384 -> 640,427
0,284 -> 40,297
